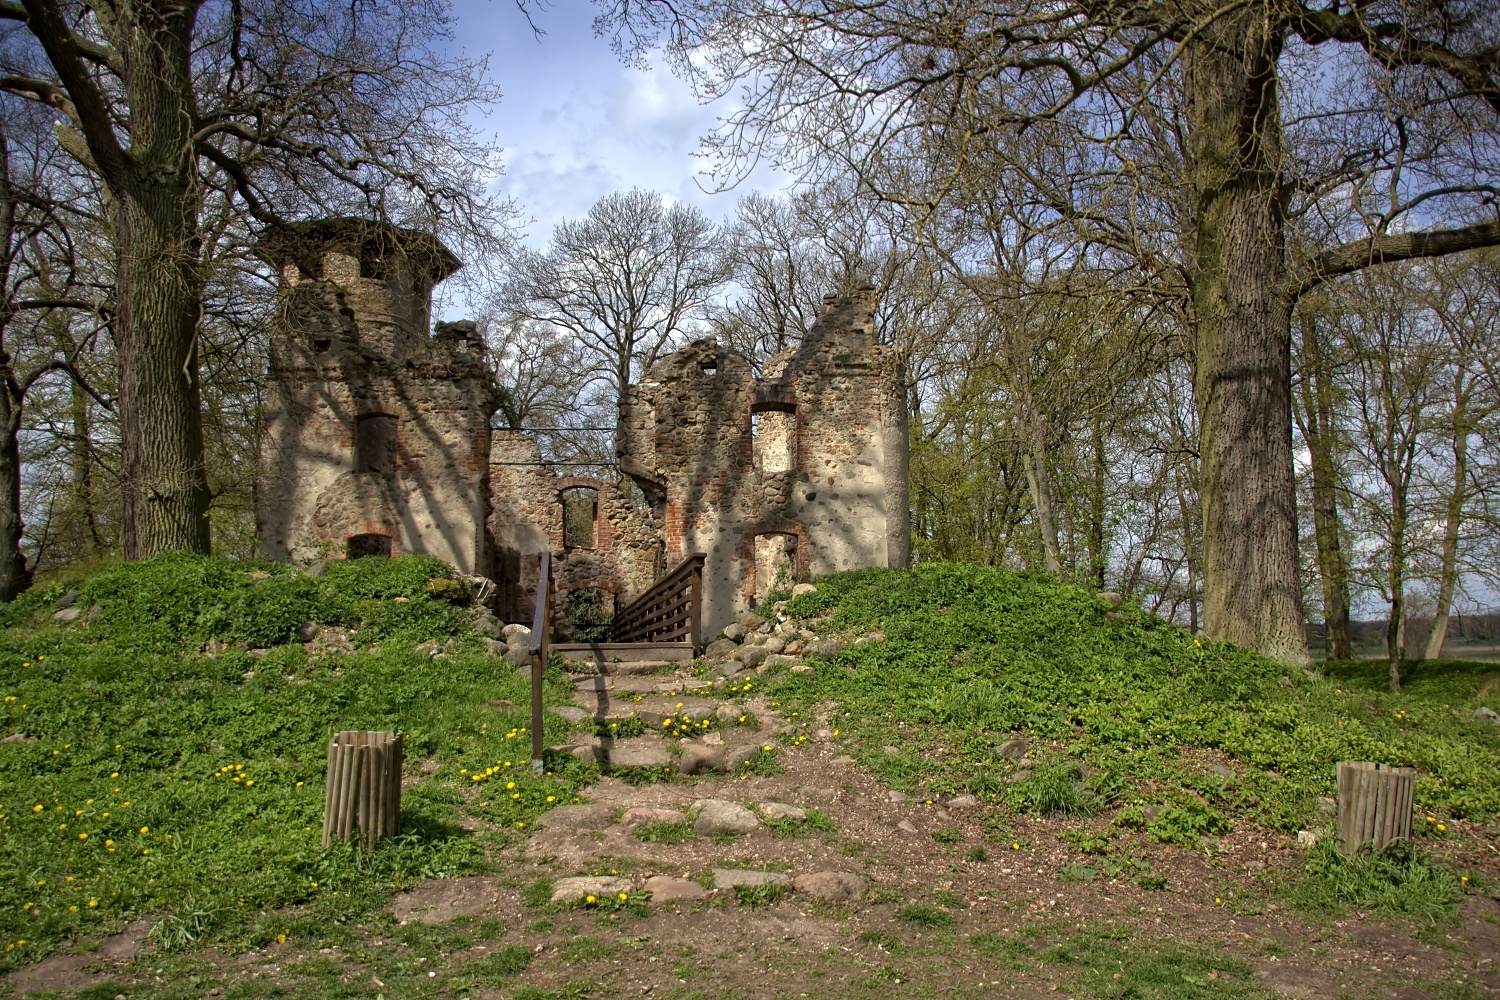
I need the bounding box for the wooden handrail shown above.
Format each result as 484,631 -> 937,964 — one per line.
611,553 -> 705,653
527,552 -> 553,769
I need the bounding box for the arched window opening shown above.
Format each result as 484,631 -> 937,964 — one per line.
754,532 -> 798,603
356,413 -> 398,475
347,533 -> 392,560
561,487 -> 599,549
751,405 -> 796,475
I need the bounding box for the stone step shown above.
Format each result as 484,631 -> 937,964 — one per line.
553,642 -> 696,667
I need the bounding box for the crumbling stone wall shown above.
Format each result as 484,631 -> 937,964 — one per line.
618,286 -> 909,634
257,219 -> 497,575
487,429 -> 662,624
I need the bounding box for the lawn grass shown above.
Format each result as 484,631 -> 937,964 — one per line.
767,563 -> 1500,833
0,553 -> 592,969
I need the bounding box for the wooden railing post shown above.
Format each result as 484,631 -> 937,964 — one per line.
528,553 -> 552,771
1336,761 -> 1415,854
689,559 -> 703,655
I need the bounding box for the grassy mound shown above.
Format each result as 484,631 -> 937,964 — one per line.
0,554 -> 588,968
769,563 -> 1499,832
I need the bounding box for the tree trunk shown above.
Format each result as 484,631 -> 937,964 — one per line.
1294,308 -> 1353,660
1423,384 -> 1467,661
1385,448 -> 1408,692
70,374 -> 103,551
0,372 -> 30,601
1020,412 -> 1062,575
1186,16 -> 1307,663
1089,414 -> 1107,589
112,9 -> 211,559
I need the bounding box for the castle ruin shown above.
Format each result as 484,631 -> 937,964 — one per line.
257,220 -> 910,636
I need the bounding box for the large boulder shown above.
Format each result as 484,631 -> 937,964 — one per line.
791,583 -> 817,597
691,799 -> 761,836
608,742 -> 673,769
735,646 -> 768,668
705,638 -> 740,659
759,802 -> 806,822
618,807 -> 686,828
721,623 -> 747,642
643,875 -> 706,901
737,612 -> 767,631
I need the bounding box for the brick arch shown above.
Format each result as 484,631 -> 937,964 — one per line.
554,475 -> 605,493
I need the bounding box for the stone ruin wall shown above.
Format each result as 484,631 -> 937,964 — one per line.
618,287 -> 909,635
257,222 -> 909,637
256,221 -> 495,575
488,429 -> 662,626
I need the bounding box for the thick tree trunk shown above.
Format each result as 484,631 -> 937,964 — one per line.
112,9 -> 211,559
1293,309 -> 1353,660
1423,393 -> 1467,661
1186,17 -> 1307,663
114,191 -> 210,558
0,374 -> 30,601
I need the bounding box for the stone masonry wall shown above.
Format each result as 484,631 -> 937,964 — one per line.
257,221 -> 496,576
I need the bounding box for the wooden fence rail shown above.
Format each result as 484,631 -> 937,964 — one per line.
611,553 -> 705,653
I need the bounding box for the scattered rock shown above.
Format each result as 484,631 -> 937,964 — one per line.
888,790 -> 911,803
852,630 -> 885,644
1316,796 -> 1336,815
2,733 -> 27,743
791,583 -> 817,597
947,794 -> 980,809
691,799 -> 761,836
472,616 -> 503,639
643,875 -> 706,901
55,589 -> 79,609
713,868 -> 790,890
712,661 -> 749,680
536,803 -> 615,831
735,646 -> 768,668
295,621 -> 320,642
550,876 -> 631,904
737,612 -> 767,631
882,745 -> 900,755
52,606 -> 83,623
765,654 -> 799,669
503,644 -> 530,667
1297,829 -> 1318,848
1475,706 -> 1500,724
785,640 -> 805,655
608,742 -> 673,769
722,623 -> 747,642
830,756 -> 855,766
793,871 -> 867,902
800,786 -> 837,800
1211,765 -> 1234,779
428,577 -> 465,601
1244,860 -> 1267,872
996,738 -> 1030,761
763,635 -> 788,655
84,605 -> 101,625
303,561 -> 327,578
392,877 -> 501,925
678,742 -> 727,775
715,704 -> 740,722
551,706 -> 588,723
814,728 -> 833,740
895,819 -> 919,834
618,807 -> 686,829
501,623 -> 531,638
760,802 -> 806,822
705,638 -> 740,659
1099,591 -> 1123,604
788,663 -> 814,675
724,744 -> 764,770
804,639 -> 845,658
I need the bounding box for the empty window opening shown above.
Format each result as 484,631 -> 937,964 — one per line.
699,360 -> 718,376
561,487 -> 599,549
563,586 -> 615,643
313,338 -> 332,353
751,408 -> 796,474
347,533 -> 392,560
754,532 -> 798,603
356,413 -> 398,475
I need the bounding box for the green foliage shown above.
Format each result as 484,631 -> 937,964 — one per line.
771,562 -> 1500,829
931,826 -> 963,844
733,881 -> 789,906
895,901 -> 953,927
0,553 -> 584,969
634,820 -> 693,844
562,588 -> 613,644
1282,841 -> 1465,925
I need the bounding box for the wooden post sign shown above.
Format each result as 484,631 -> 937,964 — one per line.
1335,761 -> 1415,854
322,730 -> 403,849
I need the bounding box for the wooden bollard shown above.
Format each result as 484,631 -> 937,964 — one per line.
322,731 -> 403,848
1336,761 -> 1415,854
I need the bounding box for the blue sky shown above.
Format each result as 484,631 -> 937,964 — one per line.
449,0 -> 781,245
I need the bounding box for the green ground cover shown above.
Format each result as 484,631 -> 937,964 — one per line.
0,554 -> 591,969
767,562 -> 1500,833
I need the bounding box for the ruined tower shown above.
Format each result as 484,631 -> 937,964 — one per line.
256,219 -> 497,573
